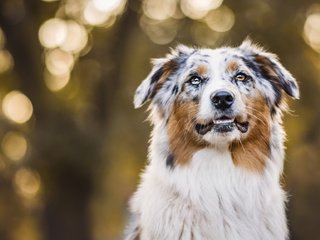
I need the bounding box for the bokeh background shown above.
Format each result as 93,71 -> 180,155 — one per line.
0,0 -> 319,239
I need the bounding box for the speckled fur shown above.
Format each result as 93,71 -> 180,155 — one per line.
126,40 -> 299,240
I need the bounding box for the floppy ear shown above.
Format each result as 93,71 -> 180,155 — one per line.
133,58 -> 178,108
240,40 -> 300,100
134,45 -> 194,109
255,52 -> 300,99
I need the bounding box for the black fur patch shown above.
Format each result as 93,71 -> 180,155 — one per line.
241,57 -> 261,77
166,154 -> 175,169
192,96 -> 199,103
150,67 -> 164,84
172,85 -> 179,95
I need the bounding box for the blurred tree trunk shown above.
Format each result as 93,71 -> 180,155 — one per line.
0,0 -> 138,239
0,0 -> 94,239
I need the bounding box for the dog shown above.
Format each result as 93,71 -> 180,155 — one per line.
125,40 -> 299,240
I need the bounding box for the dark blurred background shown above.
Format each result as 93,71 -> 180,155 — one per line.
0,0 -> 319,239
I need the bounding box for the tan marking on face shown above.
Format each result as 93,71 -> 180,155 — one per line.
227,60 -> 240,73
167,101 -> 207,165
231,96 -> 271,173
196,64 -> 208,76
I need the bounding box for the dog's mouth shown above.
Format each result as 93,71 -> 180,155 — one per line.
195,116 -> 249,135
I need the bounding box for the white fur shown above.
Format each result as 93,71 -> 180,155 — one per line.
128,118 -> 287,240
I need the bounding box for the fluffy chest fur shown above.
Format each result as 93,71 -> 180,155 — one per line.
129,123 -> 287,240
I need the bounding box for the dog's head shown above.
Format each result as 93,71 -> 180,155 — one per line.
134,40 -> 299,170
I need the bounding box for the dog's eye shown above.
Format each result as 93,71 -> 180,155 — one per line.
189,76 -> 203,86
235,73 -> 249,81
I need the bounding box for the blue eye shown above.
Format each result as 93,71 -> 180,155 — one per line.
189,76 -> 202,86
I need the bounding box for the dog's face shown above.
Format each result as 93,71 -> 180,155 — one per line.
134,41 -> 299,169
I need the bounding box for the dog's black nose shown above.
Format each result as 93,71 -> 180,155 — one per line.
211,91 -> 234,110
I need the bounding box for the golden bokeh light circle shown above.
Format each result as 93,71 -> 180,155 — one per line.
2,91 -> 33,124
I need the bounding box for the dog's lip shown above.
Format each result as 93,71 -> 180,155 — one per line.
195,116 -> 249,135
195,121 -> 215,135
235,121 -> 249,133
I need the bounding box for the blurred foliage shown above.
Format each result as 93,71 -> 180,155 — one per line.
0,0 -> 319,239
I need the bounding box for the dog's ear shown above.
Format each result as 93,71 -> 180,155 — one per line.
255,52 -> 300,99
134,45 -> 194,109
240,40 -> 300,100
133,58 -> 178,108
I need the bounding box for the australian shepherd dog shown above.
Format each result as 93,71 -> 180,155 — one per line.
125,40 -> 299,240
